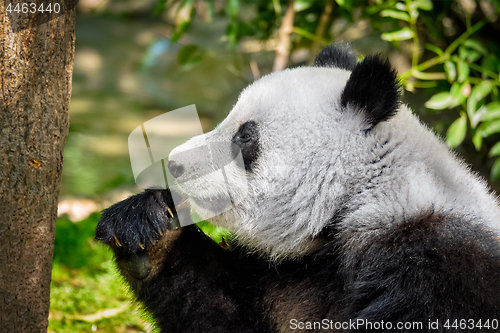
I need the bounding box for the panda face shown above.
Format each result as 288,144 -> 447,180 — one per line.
169,45 -> 403,260
168,68 -> 356,255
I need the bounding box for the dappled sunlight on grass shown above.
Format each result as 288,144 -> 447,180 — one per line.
49,215 -> 157,333
49,263 -> 154,333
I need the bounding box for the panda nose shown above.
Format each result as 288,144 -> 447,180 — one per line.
168,160 -> 184,178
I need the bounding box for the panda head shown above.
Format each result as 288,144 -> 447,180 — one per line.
168,44 -> 401,260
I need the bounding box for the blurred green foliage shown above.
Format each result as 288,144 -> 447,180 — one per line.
372,0 -> 500,180
157,0 -> 500,180
53,214 -> 106,270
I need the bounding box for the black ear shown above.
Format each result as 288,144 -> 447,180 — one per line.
341,55 -> 400,127
313,44 -> 357,71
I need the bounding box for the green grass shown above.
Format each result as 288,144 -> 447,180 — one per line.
49,212 -> 231,332
49,214 -> 156,333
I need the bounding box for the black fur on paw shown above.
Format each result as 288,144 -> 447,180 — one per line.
96,189 -> 181,254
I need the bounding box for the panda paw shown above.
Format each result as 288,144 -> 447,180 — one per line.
95,189 -> 181,254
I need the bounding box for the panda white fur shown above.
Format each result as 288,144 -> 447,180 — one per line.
96,44 -> 500,332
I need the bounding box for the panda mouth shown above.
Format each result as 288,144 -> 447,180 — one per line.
171,174 -> 241,217
190,194 -> 234,215
169,180 -> 232,214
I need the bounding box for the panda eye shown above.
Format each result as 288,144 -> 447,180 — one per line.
241,133 -> 251,141
231,121 -> 259,171
236,132 -> 252,143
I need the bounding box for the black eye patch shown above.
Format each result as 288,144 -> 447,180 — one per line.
232,121 -> 259,171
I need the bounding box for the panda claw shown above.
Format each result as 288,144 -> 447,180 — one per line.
139,243 -> 145,250
114,235 -> 122,247
166,206 -> 174,218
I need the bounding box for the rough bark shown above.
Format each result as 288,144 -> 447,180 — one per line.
0,2 -> 75,332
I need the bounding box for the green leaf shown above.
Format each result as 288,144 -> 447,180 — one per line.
175,1 -> 194,25
457,58 -> 469,83
293,27 -> 328,44
471,102 -> 500,127
477,119 -> 500,137
189,55 -> 202,65
380,9 -> 410,21
425,44 -> 443,56
463,39 -> 488,55
472,131 -> 483,151
365,5 -> 386,15
444,61 -> 456,83
171,20 -> 191,43
446,112 -> 467,148
473,80 -> 493,101
171,1 -> 194,42
336,0 -> 355,7
294,0 -> 313,12
395,2 -> 406,11
459,45 -> 481,63
196,221 -> 232,244
449,82 -> 466,108
489,142 -> 500,157
425,92 -> 451,110
153,0 -> 168,15
479,102 -> 500,122
467,92 -> 478,122
177,44 -> 199,65
491,157 -> 500,181
412,0 -> 433,11
226,0 -> 239,19
226,20 -> 239,46
381,28 -> 414,41
481,55 -> 500,73
468,81 -> 493,122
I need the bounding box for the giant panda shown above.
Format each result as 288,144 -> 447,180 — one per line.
96,44 -> 500,332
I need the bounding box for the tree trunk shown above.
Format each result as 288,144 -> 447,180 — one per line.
0,2 -> 75,332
